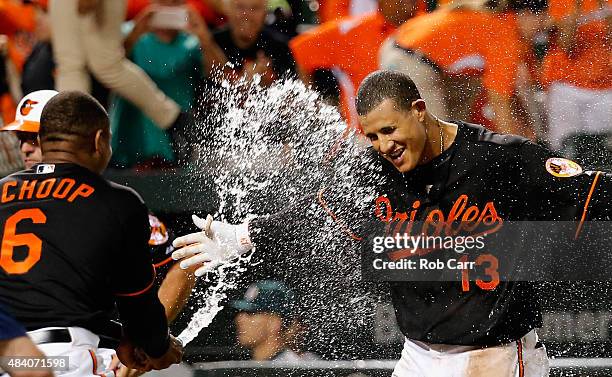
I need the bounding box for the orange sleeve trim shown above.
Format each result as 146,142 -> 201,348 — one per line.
516,339 -> 524,377
153,256 -> 174,268
115,265 -> 157,297
317,188 -> 363,241
575,171 -> 602,239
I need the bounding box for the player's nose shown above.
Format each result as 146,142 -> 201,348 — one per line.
21,141 -> 36,154
379,136 -> 395,155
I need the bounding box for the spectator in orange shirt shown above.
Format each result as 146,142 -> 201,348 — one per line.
380,0 -> 547,138
542,0 -> 611,150
290,0 -> 419,129
0,0 -> 37,123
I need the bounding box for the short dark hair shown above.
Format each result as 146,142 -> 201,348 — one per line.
356,70 -> 422,116
39,91 -> 109,141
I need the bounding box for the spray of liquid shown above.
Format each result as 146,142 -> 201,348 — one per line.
177,76 -> 389,356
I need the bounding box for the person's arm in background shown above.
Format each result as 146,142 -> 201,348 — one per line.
487,90 -> 532,138
483,18 -> 531,138
186,6 -> 228,77
0,337 -> 54,377
296,65 -> 314,86
203,0 -> 227,17
555,6 -> 580,56
116,262 -> 196,377
112,196 -> 182,371
124,6 -> 158,55
289,20 -> 342,86
172,170 -> 380,276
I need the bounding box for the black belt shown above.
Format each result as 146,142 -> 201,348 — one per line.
29,328 -> 119,349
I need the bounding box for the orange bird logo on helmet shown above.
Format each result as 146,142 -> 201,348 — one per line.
20,99 -> 39,116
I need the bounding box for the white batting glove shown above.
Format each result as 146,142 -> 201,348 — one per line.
171,215 -> 253,277
193,214 -> 253,255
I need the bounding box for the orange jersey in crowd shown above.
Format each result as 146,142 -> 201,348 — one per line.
318,0 -> 377,23
290,12 -> 396,128
394,9 -> 522,97
0,0 -> 35,36
0,0 -> 36,71
541,0 -> 611,89
318,0 -> 426,22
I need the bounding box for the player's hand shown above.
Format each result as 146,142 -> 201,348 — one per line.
77,0 -> 99,14
171,227 -> 243,277
186,6 -> 211,40
145,335 -> 183,370
116,337 -> 151,372
132,5 -> 158,35
175,214 -> 253,253
117,366 -> 145,377
200,214 -> 254,253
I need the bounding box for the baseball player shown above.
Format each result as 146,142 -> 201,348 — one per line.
0,90 -> 59,170
0,91 -> 182,376
1,90 -> 196,323
172,70 -> 612,376
0,305 -> 53,377
1,90 -> 195,377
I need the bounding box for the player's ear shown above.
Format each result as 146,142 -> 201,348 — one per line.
93,129 -> 106,154
411,99 -> 427,122
268,315 -> 283,335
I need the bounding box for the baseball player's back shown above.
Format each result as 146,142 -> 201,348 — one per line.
0,162 -> 154,336
0,90 -> 183,376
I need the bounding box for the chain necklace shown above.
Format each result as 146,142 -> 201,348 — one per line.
437,118 -> 444,154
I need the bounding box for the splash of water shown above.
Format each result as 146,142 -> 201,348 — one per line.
178,75 -> 389,356
177,251 -> 253,345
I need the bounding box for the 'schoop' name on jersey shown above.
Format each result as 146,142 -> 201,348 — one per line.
1,178 -> 94,204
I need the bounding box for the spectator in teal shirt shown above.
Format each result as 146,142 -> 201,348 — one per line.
110,1 -> 222,168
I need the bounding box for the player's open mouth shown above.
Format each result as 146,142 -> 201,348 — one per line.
389,148 -> 405,165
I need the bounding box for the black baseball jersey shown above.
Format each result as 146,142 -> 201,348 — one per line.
148,214 -> 175,266
251,121 -> 612,346
0,163 -> 170,356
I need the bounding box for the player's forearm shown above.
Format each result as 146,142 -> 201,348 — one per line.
487,91 -> 524,137
556,16 -> 579,56
116,291 -> 170,358
158,263 -> 198,323
296,65 -> 313,86
197,32 -> 228,77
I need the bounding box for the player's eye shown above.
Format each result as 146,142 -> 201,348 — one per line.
366,133 -> 378,142
381,126 -> 396,135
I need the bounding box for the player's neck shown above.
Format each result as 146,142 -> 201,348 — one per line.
41,139 -> 105,174
41,151 -> 99,174
418,116 -> 458,165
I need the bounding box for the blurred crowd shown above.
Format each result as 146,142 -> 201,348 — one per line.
0,0 -> 610,174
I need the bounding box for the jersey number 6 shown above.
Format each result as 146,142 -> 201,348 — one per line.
0,209 -> 47,274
